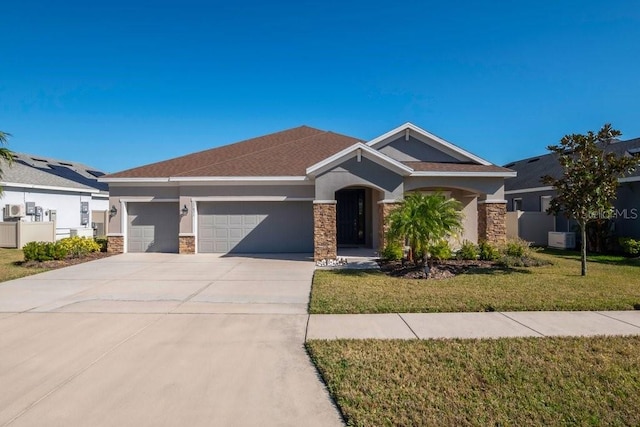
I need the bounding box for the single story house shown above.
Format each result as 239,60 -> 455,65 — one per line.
0,153 -> 109,240
100,123 -> 515,260
504,136 -> 640,239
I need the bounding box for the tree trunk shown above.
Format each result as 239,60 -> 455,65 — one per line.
580,220 -> 587,276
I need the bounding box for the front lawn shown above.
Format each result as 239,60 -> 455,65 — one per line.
0,248 -> 48,282
310,250 -> 640,313
307,337 -> 640,426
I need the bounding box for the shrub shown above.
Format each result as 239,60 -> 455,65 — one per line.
503,238 -> 531,258
381,242 -> 404,261
58,237 -> 101,258
619,237 -> 640,256
23,241 -> 68,262
499,255 -> 552,268
456,240 -> 478,260
95,237 -> 108,253
429,240 -> 453,261
478,241 -> 500,261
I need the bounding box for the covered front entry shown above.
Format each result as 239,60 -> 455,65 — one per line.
336,189 -> 366,246
127,202 -> 179,253
197,201 -> 314,253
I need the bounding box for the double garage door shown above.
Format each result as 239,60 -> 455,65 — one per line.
127,201 -> 313,253
197,201 -> 313,253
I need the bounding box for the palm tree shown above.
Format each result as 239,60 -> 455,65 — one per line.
386,192 -> 463,264
0,131 -> 15,193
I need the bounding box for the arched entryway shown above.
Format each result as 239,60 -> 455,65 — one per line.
335,186 -> 382,249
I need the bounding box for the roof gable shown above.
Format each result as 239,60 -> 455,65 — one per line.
306,143 -> 413,177
367,122 -> 492,166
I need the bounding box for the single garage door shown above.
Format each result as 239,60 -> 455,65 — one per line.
127,202 -> 179,253
198,201 -> 313,253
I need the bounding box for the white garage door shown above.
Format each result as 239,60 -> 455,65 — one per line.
127,202 -> 179,253
198,201 -> 313,253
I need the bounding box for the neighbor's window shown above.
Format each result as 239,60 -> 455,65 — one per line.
513,198 -> 522,211
540,196 -> 552,212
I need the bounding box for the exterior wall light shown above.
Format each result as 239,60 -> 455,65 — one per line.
181,204 -> 189,216
109,205 -> 118,216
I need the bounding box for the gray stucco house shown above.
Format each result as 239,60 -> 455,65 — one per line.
100,123 -> 515,260
505,136 -> 640,239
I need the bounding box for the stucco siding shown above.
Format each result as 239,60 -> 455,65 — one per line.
1,188 -> 102,238
315,157 -> 403,200
379,135 -> 461,163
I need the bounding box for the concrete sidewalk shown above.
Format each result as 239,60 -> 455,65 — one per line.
306,311 -> 640,340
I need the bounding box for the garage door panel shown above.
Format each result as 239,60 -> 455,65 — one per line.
198,202 -> 313,253
127,202 -> 179,253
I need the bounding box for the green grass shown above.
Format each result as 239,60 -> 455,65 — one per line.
307,337 -> 640,426
310,250 -> 640,313
0,248 -> 47,283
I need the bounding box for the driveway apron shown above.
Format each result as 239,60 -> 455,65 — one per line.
0,254 -> 343,427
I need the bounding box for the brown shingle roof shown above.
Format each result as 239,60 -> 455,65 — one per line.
106,126 -> 361,178
403,161 -> 514,174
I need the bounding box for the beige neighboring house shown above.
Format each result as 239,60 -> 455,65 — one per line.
99,123 -> 515,260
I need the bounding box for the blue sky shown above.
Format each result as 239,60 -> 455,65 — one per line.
1,1 -> 639,173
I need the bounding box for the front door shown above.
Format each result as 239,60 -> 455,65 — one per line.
336,189 -> 365,246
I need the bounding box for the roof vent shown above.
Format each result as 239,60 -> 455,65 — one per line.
59,162 -> 74,167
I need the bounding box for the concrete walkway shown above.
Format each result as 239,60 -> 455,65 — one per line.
306,311 -> 640,340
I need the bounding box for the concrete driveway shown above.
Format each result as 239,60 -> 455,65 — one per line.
0,254 -> 343,427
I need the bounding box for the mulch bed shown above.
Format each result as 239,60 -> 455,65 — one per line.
378,259 -> 498,280
19,252 -> 114,269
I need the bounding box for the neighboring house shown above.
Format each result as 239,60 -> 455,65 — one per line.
100,123 -> 515,260
504,137 -> 640,239
0,153 -> 110,239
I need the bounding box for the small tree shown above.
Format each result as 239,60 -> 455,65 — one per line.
542,124 -> 639,276
386,192 -> 463,265
0,131 -> 15,194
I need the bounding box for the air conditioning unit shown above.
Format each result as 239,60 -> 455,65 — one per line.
5,204 -> 26,218
548,232 -> 576,249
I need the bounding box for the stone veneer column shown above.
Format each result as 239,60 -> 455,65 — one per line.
478,202 -> 507,243
378,201 -> 401,251
179,235 -> 196,254
107,235 -> 124,254
313,201 -> 337,261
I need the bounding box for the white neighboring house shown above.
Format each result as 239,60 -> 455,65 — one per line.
0,153 -> 109,240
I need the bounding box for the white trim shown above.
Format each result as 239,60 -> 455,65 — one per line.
313,200 -> 337,204
193,196 -> 314,202
410,171 -> 516,178
92,193 -> 109,198
119,197 -> 180,203
619,176 -> 640,183
169,176 -> 310,182
478,199 -> 508,204
0,181 -> 99,194
366,122 -> 492,166
101,176 -> 312,186
377,199 -> 401,204
191,200 -> 198,254
306,142 -> 413,177
99,177 -> 170,183
504,186 -> 554,195
120,200 -> 127,253
179,233 -> 195,237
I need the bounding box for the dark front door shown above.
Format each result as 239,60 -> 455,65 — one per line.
336,189 -> 365,246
